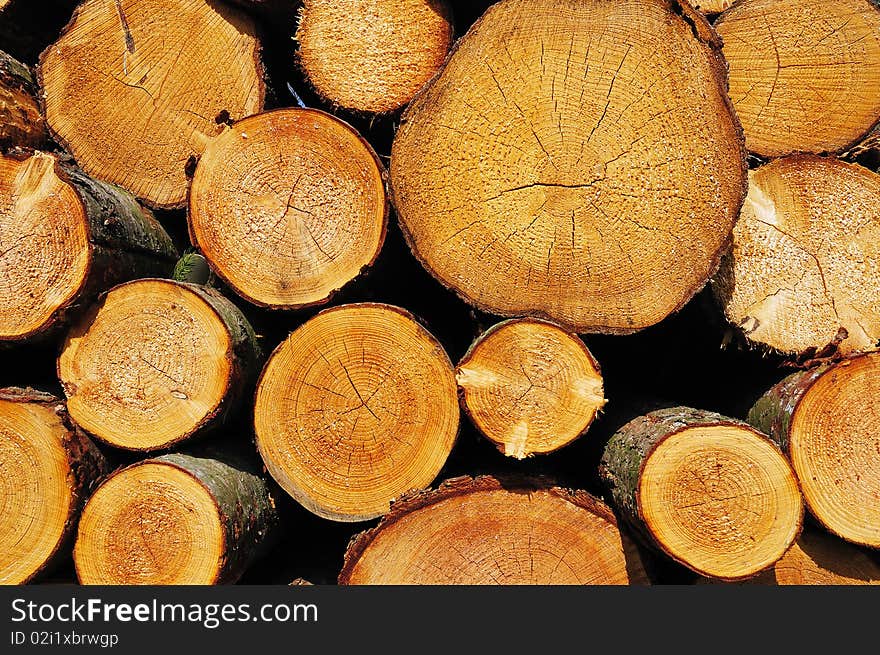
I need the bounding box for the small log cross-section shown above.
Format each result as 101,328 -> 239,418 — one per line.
716,0 -> 880,157
189,109 -> 388,310
0,50 -> 47,150
58,279 -> 260,451
748,352 -> 880,548
0,388 -> 107,585
295,0 -> 454,114
39,0 -> 265,208
713,155 -> 880,357
254,303 -> 459,522
0,151 -> 176,342
600,407 -> 803,581
339,475 -> 648,585
74,453 -> 278,585
456,318 -> 605,459
390,0 -> 746,333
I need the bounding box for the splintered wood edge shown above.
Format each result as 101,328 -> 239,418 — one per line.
74,459 -> 227,585
254,301 -> 459,522
636,420 -> 804,580
35,0 -> 267,210
0,151 -> 94,342
58,278 -> 236,452
388,0 -> 747,335
456,317 -> 605,457
187,108 -> 390,310
338,474 -> 640,584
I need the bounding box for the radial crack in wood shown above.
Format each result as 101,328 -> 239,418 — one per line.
38,0 -> 265,208
189,109 -> 388,310
58,278 -> 260,451
713,155 -> 880,357
716,0 -> 880,157
456,318 -> 605,459
254,303 -> 459,522
390,0 -> 746,333
339,475 -> 648,585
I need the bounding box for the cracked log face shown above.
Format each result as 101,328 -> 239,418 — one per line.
713,156 -> 880,356
58,279 -> 258,451
0,391 -> 106,584
189,109 -> 387,309
716,0 -> 880,157
339,476 -> 648,585
254,303 -> 459,522
390,0 -> 746,333
456,318 -> 605,459
601,407 -> 803,581
295,0 -> 454,114
0,152 -> 91,340
39,0 -> 264,209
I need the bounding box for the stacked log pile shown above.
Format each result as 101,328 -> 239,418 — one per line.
0,0 -> 878,586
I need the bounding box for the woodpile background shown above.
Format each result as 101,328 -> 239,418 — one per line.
1,0 -> 879,585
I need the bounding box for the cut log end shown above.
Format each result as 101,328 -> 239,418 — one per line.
254,303 -> 459,522
0,152 -> 90,340
601,407 -> 803,581
787,353 -> 880,548
456,319 -> 605,459
0,390 -> 106,584
295,0 -> 454,114
189,109 -> 387,309
75,453 -> 278,585
38,0 -> 264,208
340,475 -> 647,585
58,279 -> 257,451
390,0 -> 746,333
714,155 -> 880,356
639,424 -> 803,580
75,462 -> 224,585
716,0 -> 880,157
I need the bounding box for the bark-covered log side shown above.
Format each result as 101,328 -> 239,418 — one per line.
746,366 -> 830,452
172,281 -> 262,429
0,387 -> 108,583
152,453 -> 279,585
14,155 -> 178,341
0,50 -> 47,149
